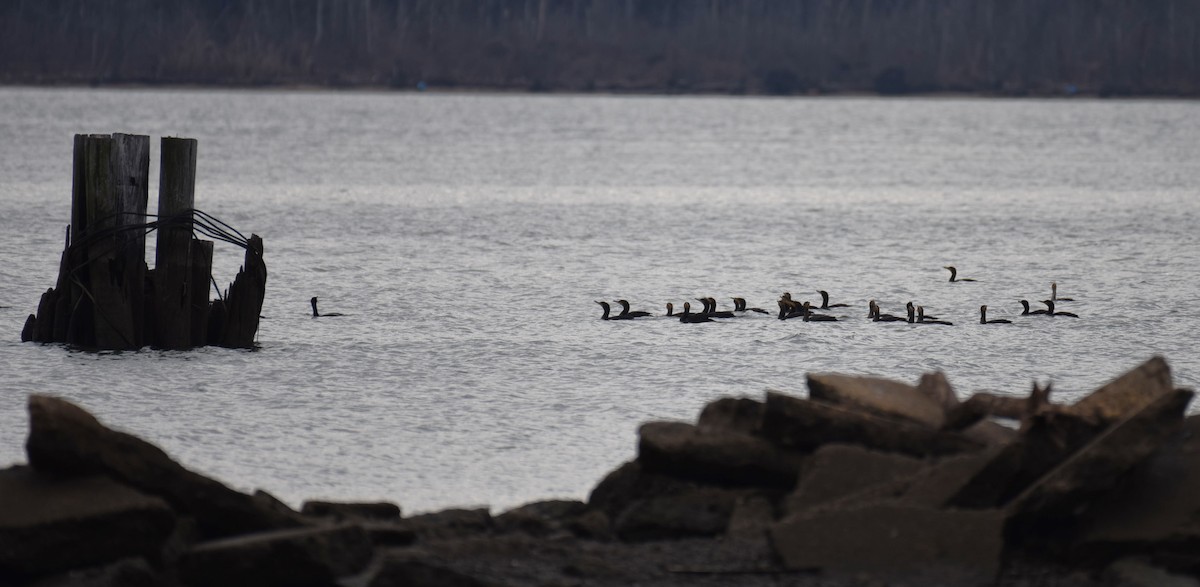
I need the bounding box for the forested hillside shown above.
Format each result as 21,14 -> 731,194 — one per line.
2,0 -> 1197,95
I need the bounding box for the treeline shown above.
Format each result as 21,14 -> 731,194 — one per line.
1,0 -> 1198,96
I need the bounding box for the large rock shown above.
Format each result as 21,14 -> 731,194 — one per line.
1078,415 -> 1200,557
760,391 -> 982,457
916,371 -> 960,412
0,466 -> 175,579
636,421 -> 804,488
784,443 -> 925,515
1010,387 -> 1193,520
493,500 -> 590,537
612,487 -> 748,542
948,384 -> 1192,515
177,524 -> 373,587
696,397 -> 764,435
806,372 -> 946,428
398,508 -> 493,542
1067,356 -> 1173,424
301,500 -> 401,521
770,502 -> 1006,582
24,394 -> 304,538
587,460 -> 706,521
945,410 -> 1107,509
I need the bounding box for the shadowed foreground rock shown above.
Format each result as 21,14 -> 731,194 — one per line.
2,356 -> 1198,586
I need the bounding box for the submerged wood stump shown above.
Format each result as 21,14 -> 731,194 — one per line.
21,134 -> 266,351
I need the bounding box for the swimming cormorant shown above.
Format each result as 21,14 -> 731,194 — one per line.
944,266 -> 977,282
980,305 -> 1012,324
1041,300 -> 1079,318
917,306 -> 953,325
802,301 -> 838,322
1019,300 -> 1049,316
310,297 -> 345,317
615,299 -> 652,319
679,301 -> 714,323
733,297 -> 769,314
1051,282 -> 1074,302
869,300 -> 906,322
817,290 -> 851,309
699,297 -> 736,318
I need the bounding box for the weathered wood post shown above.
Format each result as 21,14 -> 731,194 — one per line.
24,134 -> 265,351
153,137 -> 198,349
71,133 -> 150,350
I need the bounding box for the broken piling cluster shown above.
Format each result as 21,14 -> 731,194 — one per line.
19,133 -> 265,350
2,357 -> 1197,586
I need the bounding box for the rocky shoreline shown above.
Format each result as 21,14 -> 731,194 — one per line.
3,357 -> 1198,586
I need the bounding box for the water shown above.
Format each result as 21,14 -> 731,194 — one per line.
1,88 -> 1198,513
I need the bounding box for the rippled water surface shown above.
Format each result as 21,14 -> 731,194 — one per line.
1,88 -> 1198,512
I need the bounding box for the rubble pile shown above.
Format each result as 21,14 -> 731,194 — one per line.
2,357 -> 1197,586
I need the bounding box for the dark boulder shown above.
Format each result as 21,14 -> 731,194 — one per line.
177,524 -> 373,587
696,396 -> 764,435
0,466 -> 174,580
25,394 -> 305,539
637,421 -> 804,488
301,500 -> 401,521
784,443 -> 926,515
494,499 -> 589,537
612,487 -> 747,542
807,372 -> 946,428
761,391 -> 983,457
771,502 -> 1006,581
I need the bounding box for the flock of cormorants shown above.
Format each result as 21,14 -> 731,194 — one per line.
596,266 -> 1080,325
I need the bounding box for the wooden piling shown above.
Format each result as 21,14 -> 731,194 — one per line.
26,134 -> 265,351
153,137 -> 198,349
81,133 -> 149,350
190,240 -> 213,347
218,235 -> 267,349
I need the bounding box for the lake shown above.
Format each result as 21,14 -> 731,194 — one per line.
1,88 -> 1197,513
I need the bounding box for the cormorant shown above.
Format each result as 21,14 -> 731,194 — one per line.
310,297 -> 344,317
614,299 -> 652,319
980,305 -> 1012,324
802,301 -> 838,322
596,301 -> 614,320
679,301 -> 714,323
1019,300 -> 1049,316
869,300 -> 906,322
1041,300 -> 1079,318
733,297 -> 769,314
944,266 -> 977,282
817,290 -> 851,309
1051,282 -> 1074,302
917,306 -> 953,325
699,297 -> 736,318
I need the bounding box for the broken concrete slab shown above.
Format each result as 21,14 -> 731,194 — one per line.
177,523 -> 373,587
770,502 -> 1006,582
784,443 -> 925,515
0,466 -> 175,579
806,372 -> 946,428
25,394 -> 305,539
1067,355 -> 1173,425
917,371 -> 961,412
637,421 -> 805,488
1078,416 -> 1200,554
1010,387 -> 1193,520
946,409 -> 1107,509
761,391 -> 983,457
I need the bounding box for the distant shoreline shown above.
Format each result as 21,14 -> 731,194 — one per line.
1,82 -> 1194,101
